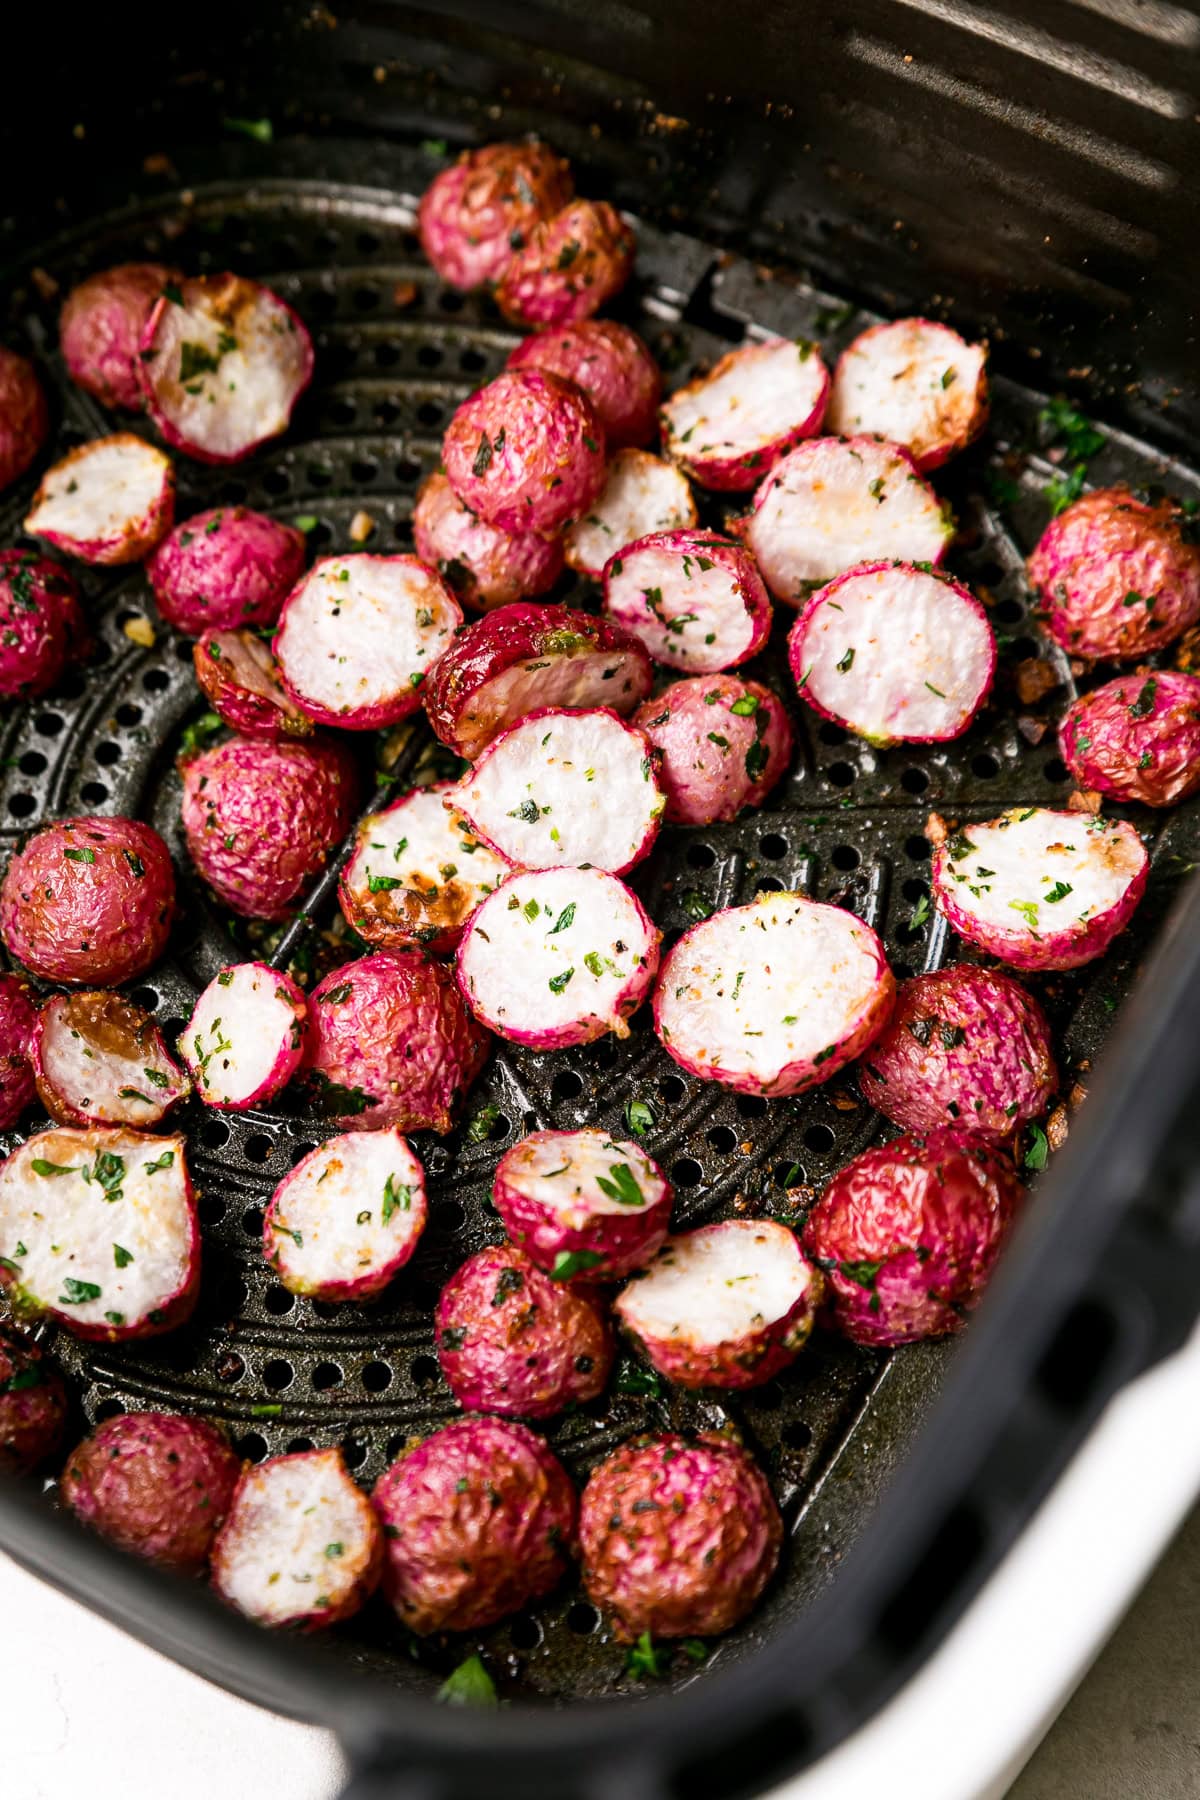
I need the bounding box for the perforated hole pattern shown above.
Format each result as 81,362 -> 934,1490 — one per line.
1,147 -> 1198,1703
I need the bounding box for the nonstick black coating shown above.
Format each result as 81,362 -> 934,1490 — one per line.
1,138 -> 1199,1721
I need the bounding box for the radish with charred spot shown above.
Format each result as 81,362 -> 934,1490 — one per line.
274,553 -> 461,729
138,274 -> 314,464
0,552 -> 86,701
412,472 -> 564,613
0,1127 -> 198,1340
616,1219 -> 821,1389
494,1127 -> 673,1281
564,449 -> 697,580
339,782 -> 508,954
442,369 -> 606,538
182,963 -> 307,1110
194,629 -> 314,740
787,561 -> 995,747
654,893 -> 895,1096
435,1243 -> 614,1419
744,436 -> 952,606
661,336 -> 829,492
604,529 -> 771,673
264,1129 -> 427,1302
149,506 -> 306,636
827,318 -> 988,470
455,706 -> 665,874
633,675 -> 793,826
929,807 -> 1148,971
458,867 -> 659,1050
24,434 -> 174,565
211,1448 -> 382,1631
417,140 -> 574,291
423,602 -> 652,761
34,992 -> 190,1128
496,199 -> 636,331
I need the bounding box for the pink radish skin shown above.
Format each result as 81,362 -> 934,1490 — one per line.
435,1243 -> 614,1419
24,434 -> 174,565
496,199 -> 636,330
418,141 -> 574,291
0,552 -> 86,700
454,706 -> 666,875
929,807 -> 1148,972
59,264 -> 180,411
181,733 -> 358,922
615,1218 -> 822,1390
508,320 -> 661,448
0,974 -> 37,1130
273,553 -> 462,730
633,675 -> 793,826
211,1449 -> 382,1631
338,782 -> 508,954
412,473 -> 564,613
827,318 -> 988,471
0,1126 -> 199,1341
858,964 -> 1057,1143
565,449 -> 697,580
743,435 -> 952,606
1027,487 -> 1200,662
264,1128 -> 427,1302
803,1129 -> 1023,1347
604,528 -> 772,674
580,1432 -> 781,1642
654,893 -> 895,1097
660,337 -> 830,492
194,629 -> 314,740
787,560 -> 996,747
0,348 -> 49,493
181,963 -> 307,1111
33,992 -> 190,1128
137,274 -> 314,465
373,1416 -> 576,1635
494,1128 -> 673,1281
1060,671 -> 1200,808
148,507 -> 306,636
442,369 -> 606,538
1,816 -> 176,988
423,602 -> 652,761
457,867 -> 661,1050
60,1413 -> 239,1570
0,1326 -> 68,1475
305,951 -> 491,1134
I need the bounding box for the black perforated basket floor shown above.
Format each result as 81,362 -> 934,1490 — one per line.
2,139 -> 1199,1705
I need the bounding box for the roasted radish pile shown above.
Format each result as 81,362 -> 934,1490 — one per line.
0,132 -> 1194,1683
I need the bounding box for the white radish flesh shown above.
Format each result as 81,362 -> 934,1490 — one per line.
25,435 -> 173,563
265,1130 -> 427,1300
565,450 -> 697,579
617,1220 -> 812,1351
827,319 -> 987,470
182,964 -> 306,1109
340,783 -> 508,949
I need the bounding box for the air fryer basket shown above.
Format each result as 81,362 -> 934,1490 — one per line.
2,4 -> 1200,1796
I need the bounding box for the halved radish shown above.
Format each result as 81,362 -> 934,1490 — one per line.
660,337 -> 829,492
338,782 -> 508,953
615,1218 -> 822,1389
827,318 -> 988,471
787,560 -> 995,747
455,707 -> 665,874
423,603 -> 653,761
603,529 -> 771,674
494,1127 -> 673,1281
33,992 -> 190,1128
194,629 -> 314,739
564,449 -> 697,580
457,867 -> 660,1050
928,807 -> 1148,971
274,553 -> 462,729
137,274 -> 314,465
181,962 -> 307,1110
210,1448 -> 382,1631
654,893 -> 895,1097
263,1128 -> 427,1302
743,436 -> 952,606
24,434 -> 174,565
0,1127 -> 199,1341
